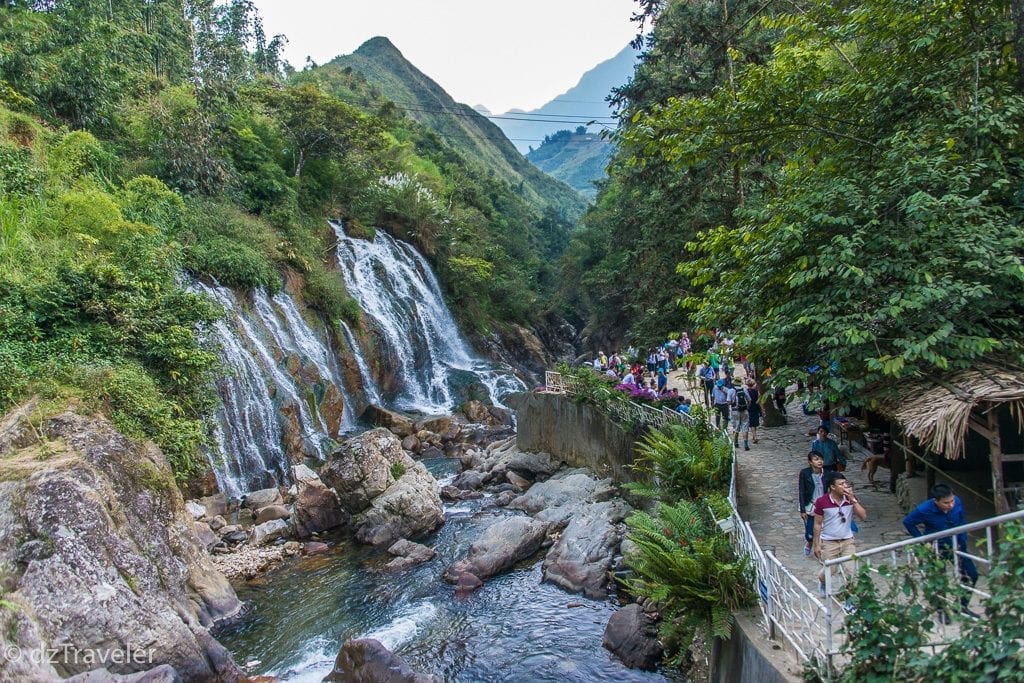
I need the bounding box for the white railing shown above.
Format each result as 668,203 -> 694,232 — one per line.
543,370 -> 694,428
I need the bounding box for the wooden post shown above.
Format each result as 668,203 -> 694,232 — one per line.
889,427 -> 903,494
987,408 -> 1009,514
925,450 -> 936,492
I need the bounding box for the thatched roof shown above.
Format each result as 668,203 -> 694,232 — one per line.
876,363 -> 1024,460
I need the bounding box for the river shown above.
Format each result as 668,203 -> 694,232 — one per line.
218,458 -> 674,682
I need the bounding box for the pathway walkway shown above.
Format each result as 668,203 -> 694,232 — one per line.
666,367 -> 910,592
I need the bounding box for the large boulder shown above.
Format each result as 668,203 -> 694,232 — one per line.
243,487 -> 283,510
444,516 -> 549,582
249,518 -> 290,546
323,638 -> 440,683
603,603 -> 664,671
542,499 -> 633,598
0,410 -> 241,682
361,405 -> 415,438
253,504 -> 290,525
321,429 -> 407,513
322,430 -> 443,547
353,460 -> 443,546
290,467 -> 347,539
509,469 -> 617,526
385,539 -> 435,571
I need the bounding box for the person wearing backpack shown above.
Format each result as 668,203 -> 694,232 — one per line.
731,378 -> 751,450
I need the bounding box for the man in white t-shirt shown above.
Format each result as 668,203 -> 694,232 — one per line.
812,472 -> 867,597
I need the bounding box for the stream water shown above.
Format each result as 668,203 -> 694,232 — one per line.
218,459 -> 673,682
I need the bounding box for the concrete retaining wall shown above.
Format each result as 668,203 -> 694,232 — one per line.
504,392 -> 642,483
711,611 -> 803,683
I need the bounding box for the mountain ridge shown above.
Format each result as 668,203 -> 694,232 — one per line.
328,37 -> 588,217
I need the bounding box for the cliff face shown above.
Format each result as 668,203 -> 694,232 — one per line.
0,404 -> 242,681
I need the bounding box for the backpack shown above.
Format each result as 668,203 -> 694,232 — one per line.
735,388 -> 749,410
703,367 -> 716,381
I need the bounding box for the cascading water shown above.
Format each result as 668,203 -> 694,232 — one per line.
340,320 -> 382,405
333,222 -> 526,413
192,281 -> 357,496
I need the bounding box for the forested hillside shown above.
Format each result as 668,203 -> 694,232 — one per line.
527,127 -> 613,198
560,0 -> 1024,402
0,0 -> 578,481
328,37 -> 589,219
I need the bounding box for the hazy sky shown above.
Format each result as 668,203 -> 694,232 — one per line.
250,0 -> 639,114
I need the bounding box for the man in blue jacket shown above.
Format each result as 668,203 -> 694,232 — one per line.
902,484 -> 980,618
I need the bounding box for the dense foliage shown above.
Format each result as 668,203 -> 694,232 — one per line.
562,0 -> 1024,406
0,0 -> 579,480
622,498 -> 752,665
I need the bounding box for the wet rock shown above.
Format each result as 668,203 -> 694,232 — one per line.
185,501 -> 206,520
440,486 -> 483,502
444,516 -> 548,582
603,603 -> 664,671
323,638 -> 440,683
320,382 -> 346,438
420,445 -> 444,459
451,470 -> 487,491
509,469 -> 616,524
385,539 -> 436,570
506,471 -> 531,491
249,519 -> 290,546
455,571 -> 483,596
353,460 -> 443,547
243,487 -> 283,510
361,405 -> 416,438
63,664 -> 180,682
322,429 -> 407,513
542,499 -> 633,598
254,504 -> 291,525
415,416 -> 452,435
461,400 -> 493,425
401,435 -> 421,453
304,541 -> 329,555
198,493 -> 227,518
488,406 -> 515,427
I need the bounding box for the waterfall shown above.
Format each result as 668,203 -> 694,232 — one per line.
332,222 -> 526,413
191,281 -> 355,496
340,320 -> 382,405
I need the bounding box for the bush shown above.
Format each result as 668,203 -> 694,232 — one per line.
621,499 -> 752,664
188,235 -> 280,291
626,422 -> 733,502
78,363 -> 208,483
304,265 -> 360,324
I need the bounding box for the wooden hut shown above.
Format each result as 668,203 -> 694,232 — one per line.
875,362 -> 1024,515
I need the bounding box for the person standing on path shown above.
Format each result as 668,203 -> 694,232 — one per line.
731,378 -> 751,450
811,426 -> 846,474
813,472 -> 867,597
701,364 -> 716,408
799,452 -> 826,557
745,378 -> 761,445
902,484 -> 980,618
712,378 -> 733,429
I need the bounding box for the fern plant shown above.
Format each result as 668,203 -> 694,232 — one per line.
621,499 -> 753,664
625,422 -> 732,502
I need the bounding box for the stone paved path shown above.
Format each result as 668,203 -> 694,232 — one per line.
666,366 -> 910,591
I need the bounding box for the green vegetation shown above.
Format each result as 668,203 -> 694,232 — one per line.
560,0 -> 1024,407
390,461 -> 406,480
625,421 -> 732,501
527,127 -> 613,198
0,0 -> 583,482
622,496 -> 752,667
838,522 -> 1024,682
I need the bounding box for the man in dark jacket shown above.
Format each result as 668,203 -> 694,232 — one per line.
798,451 -> 826,556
